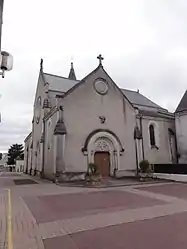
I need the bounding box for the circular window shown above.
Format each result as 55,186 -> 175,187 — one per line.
94,79 -> 108,95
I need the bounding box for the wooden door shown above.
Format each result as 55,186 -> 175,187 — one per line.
94,152 -> 110,177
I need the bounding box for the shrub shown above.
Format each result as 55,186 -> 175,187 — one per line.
88,163 -> 98,175
139,160 -> 150,173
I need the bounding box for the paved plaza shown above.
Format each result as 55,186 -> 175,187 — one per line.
1,172 -> 187,248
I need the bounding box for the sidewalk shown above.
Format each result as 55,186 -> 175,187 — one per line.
1,172 -> 187,249
0,189 -> 8,249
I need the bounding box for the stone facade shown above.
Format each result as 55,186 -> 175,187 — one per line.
175,112 -> 187,163
175,90 -> 187,163
24,58 -> 177,181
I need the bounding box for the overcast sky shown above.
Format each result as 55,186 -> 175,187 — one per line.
0,0 -> 187,152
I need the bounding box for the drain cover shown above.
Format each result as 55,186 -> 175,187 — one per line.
14,179 -> 38,185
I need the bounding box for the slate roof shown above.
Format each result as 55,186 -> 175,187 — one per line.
44,72 -> 166,112
139,109 -> 174,119
43,73 -> 78,92
175,90 -> 187,113
121,89 -> 165,110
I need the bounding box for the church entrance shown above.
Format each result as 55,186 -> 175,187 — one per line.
86,131 -> 124,177
94,152 -> 110,177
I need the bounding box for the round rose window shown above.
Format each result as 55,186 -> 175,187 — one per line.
94,79 -> 108,95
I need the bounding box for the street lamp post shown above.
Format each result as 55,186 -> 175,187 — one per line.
0,0 -> 13,78
0,0 -> 13,124
0,51 -> 13,78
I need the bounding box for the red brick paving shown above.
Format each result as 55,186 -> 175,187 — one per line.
3,173 -> 187,249
43,212 -> 187,249
137,183 -> 187,198
24,190 -> 164,223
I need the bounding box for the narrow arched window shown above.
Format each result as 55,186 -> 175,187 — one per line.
47,119 -> 51,150
149,124 -> 156,146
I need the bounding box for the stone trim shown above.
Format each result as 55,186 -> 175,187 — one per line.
82,129 -> 124,153
86,131 -> 123,176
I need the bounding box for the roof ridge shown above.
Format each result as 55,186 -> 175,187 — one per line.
121,88 -> 166,110
120,88 -> 136,92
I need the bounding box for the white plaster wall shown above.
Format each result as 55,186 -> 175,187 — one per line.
32,75 -> 66,174
61,66 -> 137,174
43,112 -> 58,179
175,114 -> 187,163
16,160 -> 24,172
142,117 -> 175,164
24,135 -> 32,172
32,73 -> 46,172
28,146 -> 32,172
49,90 -> 64,107
24,143 -> 28,172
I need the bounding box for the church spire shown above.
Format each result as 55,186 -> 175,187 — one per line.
40,58 -> 43,72
68,62 -> 76,80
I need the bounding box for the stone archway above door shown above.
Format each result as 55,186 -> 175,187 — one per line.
94,137 -> 110,151
85,131 -> 123,176
82,129 -> 124,154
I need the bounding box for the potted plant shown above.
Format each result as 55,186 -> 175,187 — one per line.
85,163 -> 102,185
139,160 -> 151,181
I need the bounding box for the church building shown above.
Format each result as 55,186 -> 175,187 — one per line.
175,90 -> 187,163
24,55 -> 177,181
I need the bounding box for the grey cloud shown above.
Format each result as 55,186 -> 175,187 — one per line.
1,0 -> 187,151
0,119 -> 31,152
109,59 -> 183,112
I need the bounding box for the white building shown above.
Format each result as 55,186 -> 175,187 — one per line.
24,56 -> 177,181
15,160 -> 24,173
175,90 -> 187,163
0,153 -> 8,168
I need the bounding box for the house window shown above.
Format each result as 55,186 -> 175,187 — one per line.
149,124 -> 156,146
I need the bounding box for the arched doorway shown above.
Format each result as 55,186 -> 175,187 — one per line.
94,151 -> 110,177
86,131 -> 122,177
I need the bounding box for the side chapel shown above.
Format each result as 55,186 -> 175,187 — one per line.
24,55 -> 177,181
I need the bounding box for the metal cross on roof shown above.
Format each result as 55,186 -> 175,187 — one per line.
97,54 -> 104,65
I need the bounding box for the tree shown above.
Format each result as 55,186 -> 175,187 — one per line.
7,144 -> 24,165
0,153 -> 2,160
